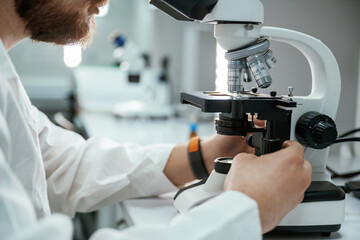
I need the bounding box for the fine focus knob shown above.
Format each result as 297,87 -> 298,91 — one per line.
313,122 -> 338,145
296,112 -> 337,149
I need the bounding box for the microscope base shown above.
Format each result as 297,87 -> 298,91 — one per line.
174,176 -> 345,235
273,225 -> 341,237
275,181 -> 345,236
275,200 -> 344,236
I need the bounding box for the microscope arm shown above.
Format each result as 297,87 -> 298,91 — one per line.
260,27 -> 341,118
259,27 -> 341,178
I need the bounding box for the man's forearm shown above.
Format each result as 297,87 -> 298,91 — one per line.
164,143 -> 195,187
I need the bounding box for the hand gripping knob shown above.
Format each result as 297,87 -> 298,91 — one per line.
296,112 -> 337,149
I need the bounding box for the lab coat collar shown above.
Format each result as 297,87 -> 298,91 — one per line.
0,39 -> 18,80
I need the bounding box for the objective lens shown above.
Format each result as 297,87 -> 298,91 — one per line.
227,60 -> 246,93
247,54 -> 272,89
264,50 -> 276,69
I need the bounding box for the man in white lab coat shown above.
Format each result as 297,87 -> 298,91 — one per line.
0,0 -> 312,239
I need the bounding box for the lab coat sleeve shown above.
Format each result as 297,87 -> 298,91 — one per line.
90,191 -> 262,240
35,107 -> 177,217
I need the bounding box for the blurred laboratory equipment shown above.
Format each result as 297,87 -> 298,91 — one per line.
74,63 -> 173,119
189,122 -> 198,139
111,33 -> 147,73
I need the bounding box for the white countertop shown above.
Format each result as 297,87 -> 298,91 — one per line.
80,111 -> 216,145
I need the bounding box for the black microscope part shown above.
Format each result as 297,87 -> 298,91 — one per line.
270,91 -> 277,97
181,91 -> 296,155
296,111 -> 337,149
180,91 -> 296,116
215,114 -> 263,136
149,0 -> 218,21
339,181 -> 360,194
214,158 -> 232,174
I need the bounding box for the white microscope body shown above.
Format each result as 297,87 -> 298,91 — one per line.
151,0 -> 344,235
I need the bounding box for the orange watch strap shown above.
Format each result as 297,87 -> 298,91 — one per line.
188,136 -> 208,179
189,136 -> 200,153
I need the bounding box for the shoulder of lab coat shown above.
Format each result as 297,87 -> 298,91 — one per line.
0,110 -> 73,240
90,191 -> 262,240
35,107 -> 177,217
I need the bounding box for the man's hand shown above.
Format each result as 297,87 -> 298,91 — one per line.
201,118 -> 265,173
201,135 -> 253,173
224,141 -> 312,234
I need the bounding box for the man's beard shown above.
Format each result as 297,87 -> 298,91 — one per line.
14,0 -> 101,46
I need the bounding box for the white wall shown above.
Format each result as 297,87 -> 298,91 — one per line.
262,0 -> 360,136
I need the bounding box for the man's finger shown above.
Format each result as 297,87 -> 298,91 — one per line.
261,140 -> 303,161
253,119 -> 265,128
247,115 -> 265,128
233,152 -> 257,163
303,159 -> 312,178
282,140 -> 304,155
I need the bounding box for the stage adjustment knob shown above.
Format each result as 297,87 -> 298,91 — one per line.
296,112 -> 337,149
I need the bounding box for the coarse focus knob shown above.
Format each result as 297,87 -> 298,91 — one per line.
296,112 -> 337,149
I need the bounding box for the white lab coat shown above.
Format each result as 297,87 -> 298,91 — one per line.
0,40 -> 262,239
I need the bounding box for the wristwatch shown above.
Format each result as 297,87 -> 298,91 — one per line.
188,136 -> 209,179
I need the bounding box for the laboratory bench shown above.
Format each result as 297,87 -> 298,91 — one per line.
79,111 -> 216,145
79,111 -> 360,239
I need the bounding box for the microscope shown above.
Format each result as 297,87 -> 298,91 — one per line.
150,0 -> 345,236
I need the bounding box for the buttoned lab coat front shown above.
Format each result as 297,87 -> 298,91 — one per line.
0,40 -> 262,240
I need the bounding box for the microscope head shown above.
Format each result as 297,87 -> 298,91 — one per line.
149,0 -> 263,23
150,0 -> 264,50
150,0 -> 271,93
